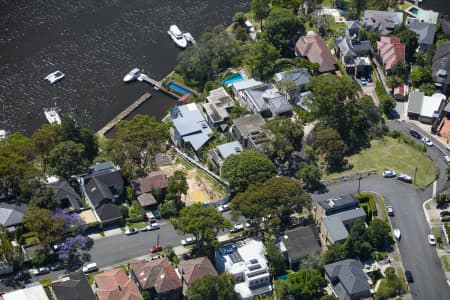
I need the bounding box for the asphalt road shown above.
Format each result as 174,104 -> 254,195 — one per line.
312,176 -> 450,300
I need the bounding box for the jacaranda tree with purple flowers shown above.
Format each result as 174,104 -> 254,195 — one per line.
58,234 -> 89,263
51,210 -> 85,234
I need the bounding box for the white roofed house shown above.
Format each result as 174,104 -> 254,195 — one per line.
201,87 -> 233,132
407,91 -> 446,124
208,141 -> 243,171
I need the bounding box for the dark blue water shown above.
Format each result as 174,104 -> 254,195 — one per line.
0,0 -> 249,135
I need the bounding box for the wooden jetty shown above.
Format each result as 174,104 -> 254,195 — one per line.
96,92 -> 151,137
137,74 -> 181,100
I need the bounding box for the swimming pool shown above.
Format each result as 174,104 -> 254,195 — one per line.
408,7 -> 419,15
222,73 -> 244,86
168,81 -> 194,94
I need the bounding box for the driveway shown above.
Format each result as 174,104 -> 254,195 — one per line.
312,176 -> 450,300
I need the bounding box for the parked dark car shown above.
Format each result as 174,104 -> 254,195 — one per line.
151,209 -> 161,219
14,270 -> 30,281
409,130 -> 422,139
49,262 -> 64,271
405,270 -> 414,283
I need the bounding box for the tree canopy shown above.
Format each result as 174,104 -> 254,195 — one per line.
47,141 -> 89,179
221,150 -> 276,194
244,39 -> 279,80
286,269 -> 325,299
263,116 -> 303,161
188,273 -> 235,300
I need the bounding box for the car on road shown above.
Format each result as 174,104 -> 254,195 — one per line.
445,155 -> 450,164
181,237 -> 197,246
32,267 -> 50,276
14,270 -> 30,281
49,262 -> 63,271
397,173 -> 412,183
409,129 -> 422,139
367,75 -> 373,83
422,137 -> 433,146
382,170 -> 396,178
217,204 -> 231,213
151,209 -> 161,219
386,205 -> 394,216
360,77 -> 367,86
427,234 -> 436,246
405,270 -> 414,283
125,228 -> 138,235
82,262 -> 98,273
230,223 -> 245,233
140,223 -> 160,232
150,244 -> 162,253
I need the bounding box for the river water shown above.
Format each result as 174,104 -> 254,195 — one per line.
0,0 -> 249,135
421,0 -> 450,17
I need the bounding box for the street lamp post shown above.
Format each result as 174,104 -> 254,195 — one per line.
413,167 -> 418,184
357,174 -> 362,194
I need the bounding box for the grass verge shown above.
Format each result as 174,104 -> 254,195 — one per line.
324,137 -> 438,188
441,256 -> 450,272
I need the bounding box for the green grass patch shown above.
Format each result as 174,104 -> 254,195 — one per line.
127,221 -> 148,230
425,202 -> 431,209
324,137 -> 438,188
175,156 -> 194,170
441,256 -> 450,272
39,279 -> 52,287
432,227 -> 443,248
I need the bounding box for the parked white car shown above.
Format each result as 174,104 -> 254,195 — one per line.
382,170 -> 396,178
82,262 -> 98,273
422,137 -> 433,146
230,223 -> 245,233
217,204 -> 231,213
427,234 -> 436,246
181,237 -> 197,246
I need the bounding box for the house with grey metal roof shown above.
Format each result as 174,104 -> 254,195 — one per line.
208,141 -> 243,169
231,114 -> 271,153
407,91 -> 446,124
273,68 -> 312,93
231,78 -> 264,102
325,259 -> 372,300
201,87 -> 233,131
406,19 -> 436,52
171,103 -> 213,155
432,42 -> 450,93
334,37 -> 372,77
77,161 -> 124,226
316,194 -> 360,217
320,208 -> 366,244
279,226 -> 321,268
51,271 -> 96,300
363,10 -> 403,35
0,202 -> 28,231
240,84 -> 292,117
346,20 -> 361,38
48,178 -> 82,213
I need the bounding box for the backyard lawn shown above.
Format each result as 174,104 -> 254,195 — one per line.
324,137 -> 438,188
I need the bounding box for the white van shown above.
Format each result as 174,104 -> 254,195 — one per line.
82,262 -> 98,273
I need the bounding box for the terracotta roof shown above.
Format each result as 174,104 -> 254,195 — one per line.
295,33 -> 337,73
377,36 -> 405,71
137,193 -> 157,207
130,258 -> 181,294
178,257 -> 218,285
130,171 -> 168,195
94,268 -> 142,300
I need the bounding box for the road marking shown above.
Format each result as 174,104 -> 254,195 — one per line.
433,180 -> 437,198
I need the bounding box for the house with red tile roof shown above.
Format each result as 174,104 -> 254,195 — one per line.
130,171 -> 168,196
295,32 -> 337,73
94,268 -> 142,300
130,258 -> 182,300
377,36 -> 405,73
178,257 -> 218,295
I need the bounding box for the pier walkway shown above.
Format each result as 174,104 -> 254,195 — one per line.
96,92 -> 151,137
138,73 -> 181,100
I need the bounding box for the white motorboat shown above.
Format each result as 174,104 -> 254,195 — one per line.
44,108 -> 62,125
0,129 -> 7,140
393,228 -> 401,241
123,68 -> 141,82
168,25 -> 188,48
45,71 -> 65,84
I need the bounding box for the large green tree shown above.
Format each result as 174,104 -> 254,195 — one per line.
23,207 -> 66,250
251,0 -> 270,29
314,126 -> 348,170
396,26 -> 419,62
264,7 -> 304,54
244,39 -> 279,80
351,0 -> 368,19
47,141 -> 89,179
263,116 -> 303,160
221,150 -> 276,194
109,114 -> 169,177
188,273 -> 235,300
29,187 -> 59,210
296,164 -> 322,190
286,269 -> 325,299
58,117 -> 98,162
367,219 -> 393,250
32,124 -> 60,172
232,177 -> 310,231
171,204 -> 231,249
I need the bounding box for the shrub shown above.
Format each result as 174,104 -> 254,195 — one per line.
441,216 -> 450,222
369,197 -> 378,216
129,201 -> 146,218
120,205 -> 129,218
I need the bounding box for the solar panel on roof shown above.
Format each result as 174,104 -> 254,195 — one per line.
249,259 -> 258,264
248,264 -> 261,271
247,269 -> 267,278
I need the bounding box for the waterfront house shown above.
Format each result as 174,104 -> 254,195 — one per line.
377,36 -> 405,74
47,177 -> 82,213
406,19 -> 436,52
171,103 -> 212,157
295,32 -> 337,73
230,78 -> 264,103
51,271 -> 96,300
3,283 -> 49,300
273,68 -> 312,101
0,202 -> 28,232
431,42 -> 450,93
201,87 -> 233,131
94,268 -> 143,300
208,141 -> 243,170
130,258 -> 182,300
334,37 -> 372,77
215,239 -> 272,299
407,92 -> 446,124
346,20 -> 361,38
363,10 -> 403,35
325,259 -> 372,300
178,257 -> 218,296
240,84 -> 292,117
77,161 -> 124,226
279,226 -> 321,268
231,114 -> 271,153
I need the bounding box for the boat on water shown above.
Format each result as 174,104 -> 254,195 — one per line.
45,71 -> 65,84
0,129 -> 7,140
394,228 -> 401,241
168,25 -> 188,48
123,68 -> 141,82
44,108 -> 62,125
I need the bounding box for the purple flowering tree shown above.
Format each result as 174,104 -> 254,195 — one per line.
51,210 -> 85,233
58,235 -> 89,263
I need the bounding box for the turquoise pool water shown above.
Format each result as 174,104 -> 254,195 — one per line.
168,82 -> 194,94
222,73 -> 244,86
408,7 -> 419,15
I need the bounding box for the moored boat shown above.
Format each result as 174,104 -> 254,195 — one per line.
123,68 -> 141,82
44,108 -> 62,125
45,71 -> 65,84
168,25 -> 188,48
0,129 -> 7,140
